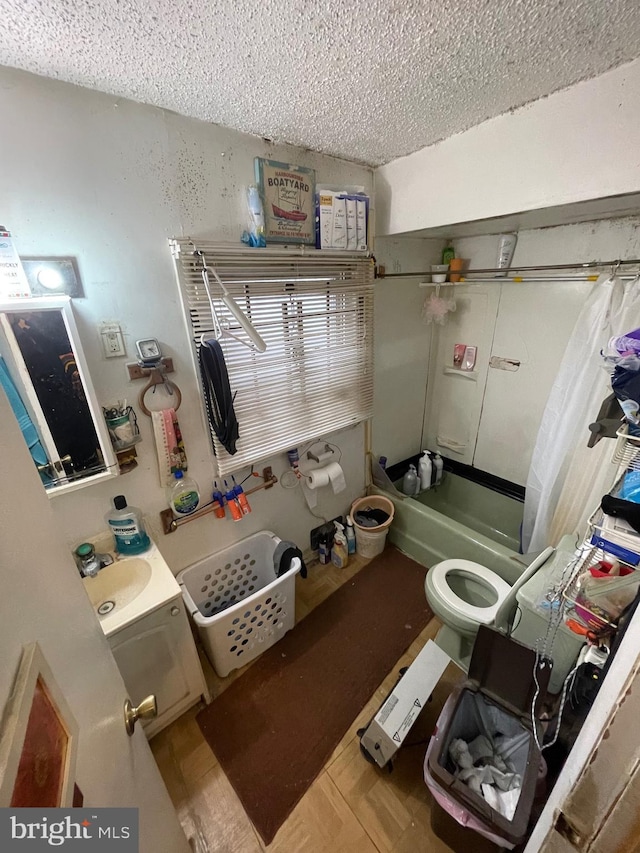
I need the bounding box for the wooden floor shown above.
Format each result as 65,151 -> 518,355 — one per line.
151,553 -> 465,852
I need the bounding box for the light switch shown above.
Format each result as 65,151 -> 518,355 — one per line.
100,323 -> 126,358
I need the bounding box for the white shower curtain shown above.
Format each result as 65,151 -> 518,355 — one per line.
522,273 -> 640,552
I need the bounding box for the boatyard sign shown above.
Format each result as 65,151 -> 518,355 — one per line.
255,158 -> 316,244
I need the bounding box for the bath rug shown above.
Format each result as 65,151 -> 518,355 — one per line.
196,545 -> 433,845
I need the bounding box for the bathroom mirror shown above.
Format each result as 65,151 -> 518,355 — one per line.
0,296 -> 117,496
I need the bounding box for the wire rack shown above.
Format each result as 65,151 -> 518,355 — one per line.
562,544 -> 639,630
611,425 -> 640,470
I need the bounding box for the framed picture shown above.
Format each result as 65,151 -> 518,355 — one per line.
255,158 -> 316,244
0,643 -> 79,807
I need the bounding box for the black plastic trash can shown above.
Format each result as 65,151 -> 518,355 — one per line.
424,627 -> 550,850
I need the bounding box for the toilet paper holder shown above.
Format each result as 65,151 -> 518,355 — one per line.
307,443 -> 334,464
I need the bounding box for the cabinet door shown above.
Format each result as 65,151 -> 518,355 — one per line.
109,597 -> 204,736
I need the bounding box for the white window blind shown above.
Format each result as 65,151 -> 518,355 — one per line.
171,241 -> 374,476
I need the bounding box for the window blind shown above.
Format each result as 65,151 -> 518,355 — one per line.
171,241 -> 374,476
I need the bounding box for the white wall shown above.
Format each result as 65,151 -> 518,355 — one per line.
371,236 -> 443,466
376,58 -> 640,236
422,217 -> 640,485
0,67 -> 373,572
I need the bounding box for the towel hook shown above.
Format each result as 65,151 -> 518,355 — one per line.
138,367 -> 182,416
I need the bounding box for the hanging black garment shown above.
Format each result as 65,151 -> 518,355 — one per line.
199,340 -> 239,455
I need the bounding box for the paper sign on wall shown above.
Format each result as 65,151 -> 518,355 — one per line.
255,159 -> 316,245
0,230 -> 30,298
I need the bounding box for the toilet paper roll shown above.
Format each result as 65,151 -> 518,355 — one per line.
305,461 -> 346,494
301,478 -> 318,509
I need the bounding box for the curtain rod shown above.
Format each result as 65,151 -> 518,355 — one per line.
375,258 -> 640,279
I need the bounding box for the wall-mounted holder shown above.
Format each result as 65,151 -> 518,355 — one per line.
103,404 -> 142,474
159,467 -> 278,534
307,443 -> 334,463
126,358 -> 181,416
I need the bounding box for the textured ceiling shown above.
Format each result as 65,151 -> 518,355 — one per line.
2,1 -> 640,166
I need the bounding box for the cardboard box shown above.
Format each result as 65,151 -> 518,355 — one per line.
590,512 -> 640,565
360,639 -> 450,768
315,186 -> 369,250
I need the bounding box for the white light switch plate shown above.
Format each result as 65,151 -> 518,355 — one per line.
100,323 -> 126,358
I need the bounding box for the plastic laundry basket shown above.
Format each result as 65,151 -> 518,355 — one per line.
177,530 -> 300,677
351,495 -> 395,558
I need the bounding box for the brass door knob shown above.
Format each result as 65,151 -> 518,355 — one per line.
124,694 -> 157,736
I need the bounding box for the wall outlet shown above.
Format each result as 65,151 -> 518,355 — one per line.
309,516 -> 344,551
100,323 -> 126,358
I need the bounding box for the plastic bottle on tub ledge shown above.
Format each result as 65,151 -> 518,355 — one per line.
402,464 -> 419,496
432,453 -> 444,485
418,452 -> 432,491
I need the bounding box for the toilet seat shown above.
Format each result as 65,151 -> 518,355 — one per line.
429,559 -> 512,625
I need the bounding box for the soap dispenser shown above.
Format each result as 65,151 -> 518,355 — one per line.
402,464 -> 419,496
433,453 -> 444,485
418,452 -> 432,491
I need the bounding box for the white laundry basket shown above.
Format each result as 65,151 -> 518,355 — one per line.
177,530 -> 300,677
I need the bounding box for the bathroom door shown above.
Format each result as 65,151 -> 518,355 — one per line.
0,388 -> 190,852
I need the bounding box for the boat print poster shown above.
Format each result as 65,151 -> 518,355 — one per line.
255,158 -> 316,244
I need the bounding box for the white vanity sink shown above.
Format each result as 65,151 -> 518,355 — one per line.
81,536 -> 181,637
79,533 -> 209,737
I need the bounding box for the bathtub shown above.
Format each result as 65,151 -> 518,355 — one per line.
373,471 -> 526,585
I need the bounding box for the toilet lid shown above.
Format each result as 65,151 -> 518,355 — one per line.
429,559 -> 512,624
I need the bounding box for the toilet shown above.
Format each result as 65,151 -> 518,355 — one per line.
425,548 -> 555,670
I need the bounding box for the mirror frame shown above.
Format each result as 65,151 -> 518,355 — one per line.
0,295 -> 117,497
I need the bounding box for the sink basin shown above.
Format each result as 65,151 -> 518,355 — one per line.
83,558 -> 153,616
81,537 -> 181,636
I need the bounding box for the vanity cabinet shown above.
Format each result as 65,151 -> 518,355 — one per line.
108,594 -> 208,738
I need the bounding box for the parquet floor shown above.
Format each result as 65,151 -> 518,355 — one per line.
151,553 -> 465,852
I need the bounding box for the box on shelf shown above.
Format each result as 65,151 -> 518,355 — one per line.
589,510 -> 640,566
315,185 -> 369,251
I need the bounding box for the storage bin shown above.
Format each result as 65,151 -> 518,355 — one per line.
424,627 -> 549,850
351,495 -> 395,558
511,535 -> 586,694
177,530 -> 301,677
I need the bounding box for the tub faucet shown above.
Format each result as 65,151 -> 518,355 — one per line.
74,543 -> 114,578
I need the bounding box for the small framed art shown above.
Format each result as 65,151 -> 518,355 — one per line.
255,158 -> 316,244
0,643 -> 79,807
